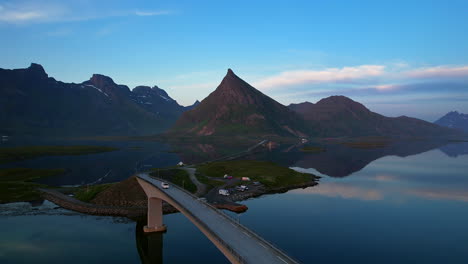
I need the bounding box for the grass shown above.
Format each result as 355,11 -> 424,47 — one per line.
197,160 -> 317,189
195,172 -> 225,192
0,145 -> 118,164
0,168 -> 65,203
150,168 -> 197,194
300,146 -> 325,152
74,184 -> 113,203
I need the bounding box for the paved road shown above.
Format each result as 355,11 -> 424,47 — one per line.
197,139 -> 269,165
181,167 -> 207,196
137,173 -> 298,264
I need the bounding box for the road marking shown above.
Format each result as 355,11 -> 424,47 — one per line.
277,256 -> 288,264
231,223 -> 237,228
242,231 -> 251,237
260,243 -> 267,249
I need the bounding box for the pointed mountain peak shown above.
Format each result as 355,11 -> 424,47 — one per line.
190,100 -> 201,107
227,68 -> 235,76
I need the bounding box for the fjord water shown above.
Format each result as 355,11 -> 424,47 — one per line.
1,141 -> 468,263
238,142 -> 468,263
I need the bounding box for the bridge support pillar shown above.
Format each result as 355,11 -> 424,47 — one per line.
144,197 -> 167,233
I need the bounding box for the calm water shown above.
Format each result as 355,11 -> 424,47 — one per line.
0,139 -> 181,186
1,141 -> 468,263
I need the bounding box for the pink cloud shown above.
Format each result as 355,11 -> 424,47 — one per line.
406,65 -> 468,79
253,65 -> 386,89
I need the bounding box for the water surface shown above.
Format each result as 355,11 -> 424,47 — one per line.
1,141 -> 468,263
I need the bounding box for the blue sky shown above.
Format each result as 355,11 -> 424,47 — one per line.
1,0 -> 467,121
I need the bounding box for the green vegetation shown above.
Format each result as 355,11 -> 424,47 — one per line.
0,145 -> 118,164
150,168 -> 197,193
74,184 -> 113,202
300,146 -> 325,152
0,168 -> 65,203
197,160 -> 317,189
195,172 -> 225,192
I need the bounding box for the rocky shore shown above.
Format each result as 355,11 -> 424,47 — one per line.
39,188 -> 177,219
39,174 -> 318,218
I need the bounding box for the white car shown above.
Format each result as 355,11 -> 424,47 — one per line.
161,182 -> 170,189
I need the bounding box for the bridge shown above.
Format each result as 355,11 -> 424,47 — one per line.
136,173 -> 299,264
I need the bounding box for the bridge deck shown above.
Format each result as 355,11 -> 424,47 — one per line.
137,173 -> 298,264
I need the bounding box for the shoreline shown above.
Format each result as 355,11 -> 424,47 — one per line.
37,180 -> 319,218
39,188 -> 177,219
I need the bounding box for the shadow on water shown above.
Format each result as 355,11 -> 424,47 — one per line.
136,221 -> 164,264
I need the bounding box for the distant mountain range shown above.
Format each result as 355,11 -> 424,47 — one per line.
435,111 -> 468,132
0,64 -> 462,138
0,63 -> 198,136
171,69 -> 460,138
288,96 -> 456,137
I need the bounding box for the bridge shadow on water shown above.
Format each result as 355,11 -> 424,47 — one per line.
136,221 -> 164,264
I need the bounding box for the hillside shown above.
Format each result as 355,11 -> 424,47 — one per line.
435,111 -> 468,132
0,63 -> 186,137
289,96 -> 460,137
171,69 -> 308,137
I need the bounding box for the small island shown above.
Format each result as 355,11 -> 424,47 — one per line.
36,160 -> 319,216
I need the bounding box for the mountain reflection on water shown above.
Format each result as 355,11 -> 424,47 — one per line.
1,139 -> 468,264
245,140 -> 467,177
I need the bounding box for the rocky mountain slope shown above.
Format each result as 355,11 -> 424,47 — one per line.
171,69 -> 308,137
435,111 -> 468,132
0,63 -> 185,136
289,96 -> 459,137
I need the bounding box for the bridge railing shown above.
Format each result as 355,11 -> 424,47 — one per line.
139,175 -> 247,263
144,174 -> 299,264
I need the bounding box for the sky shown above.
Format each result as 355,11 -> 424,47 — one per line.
1,0 -> 467,121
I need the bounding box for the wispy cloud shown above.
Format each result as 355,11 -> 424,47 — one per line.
0,1 -> 172,24
0,1 -> 66,23
406,65 -> 468,79
252,64 -> 468,92
374,84 -> 402,91
253,65 -> 386,90
134,10 -> 171,16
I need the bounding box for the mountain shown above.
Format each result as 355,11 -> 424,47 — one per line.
185,100 -> 201,111
131,85 -> 185,119
171,69 -> 308,137
434,111 -> 468,132
0,63 -> 185,136
289,96 -> 460,137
